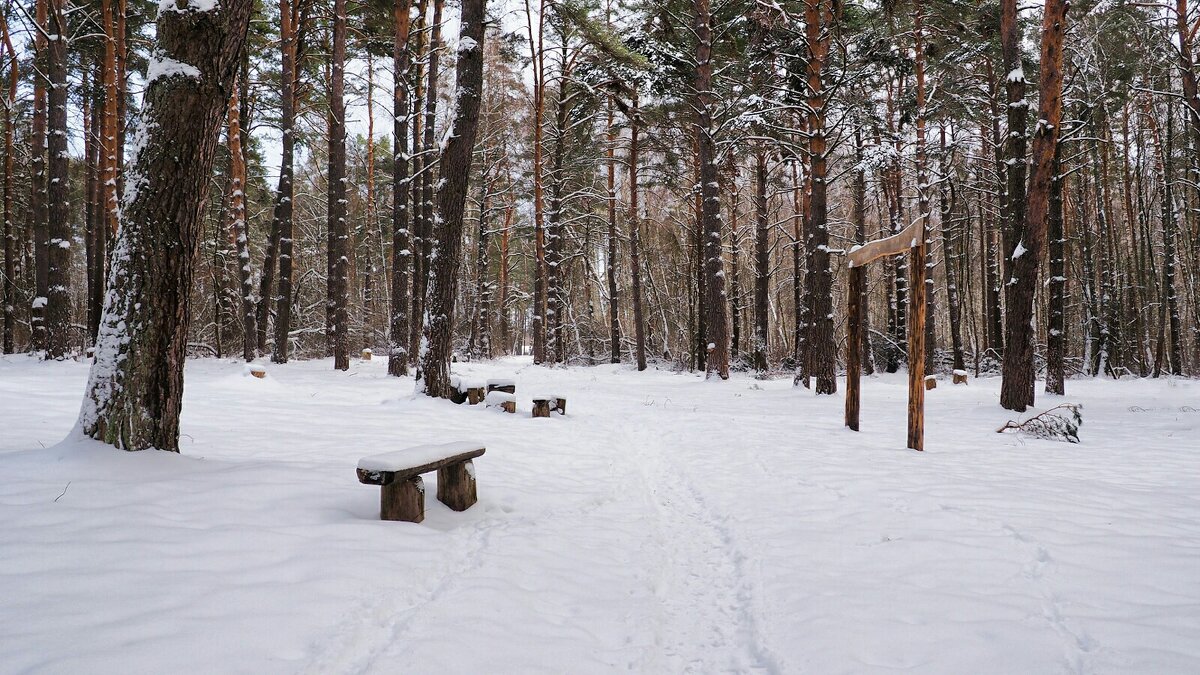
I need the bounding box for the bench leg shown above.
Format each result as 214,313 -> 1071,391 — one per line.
437,459 -> 478,511
532,401 -> 550,418
381,475 -> 425,522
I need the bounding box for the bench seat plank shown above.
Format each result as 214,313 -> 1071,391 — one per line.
357,442 -> 486,485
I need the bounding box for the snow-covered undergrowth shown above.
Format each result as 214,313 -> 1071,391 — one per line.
1,355 -> 1197,673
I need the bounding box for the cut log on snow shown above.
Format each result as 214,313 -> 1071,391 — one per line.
847,218 -> 923,268
953,369 -> 968,385
925,375 -> 937,391
361,348 -> 372,360
436,459 -> 477,511
531,397 -> 551,418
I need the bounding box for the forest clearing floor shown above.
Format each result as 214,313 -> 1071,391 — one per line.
1,354 -> 1198,673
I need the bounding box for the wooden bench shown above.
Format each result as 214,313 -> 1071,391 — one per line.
357,442 -> 485,522
531,395 -> 566,418
484,391 -> 516,413
449,376 -> 486,404
487,378 -> 516,395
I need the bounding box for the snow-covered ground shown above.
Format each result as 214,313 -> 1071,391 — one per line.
1,354 -> 1198,674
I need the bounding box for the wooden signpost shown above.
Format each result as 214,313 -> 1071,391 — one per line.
845,217 -> 927,451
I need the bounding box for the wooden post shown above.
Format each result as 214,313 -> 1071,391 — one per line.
381,475 -> 424,522
436,459 -> 477,511
532,398 -> 551,418
907,243 -> 926,451
845,264 -> 862,431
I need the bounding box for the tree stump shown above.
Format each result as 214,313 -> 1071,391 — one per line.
437,459 -> 477,511
924,375 -> 937,391
249,365 -> 267,379
532,398 -> 551,418
380,475 -> 425,522
501,400 -> 515,413
467,386 -> 485,405
952,370 -> 968,385
361,348 -> 373,360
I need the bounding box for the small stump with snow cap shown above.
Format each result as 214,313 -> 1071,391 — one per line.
357,442 -> 485,522
462,379 -> 487,405
924,375 -> 937,391
952,369 -> 969,385
531,395 -> 565,417
248,364 -> 267,379
361,348 -> 373,361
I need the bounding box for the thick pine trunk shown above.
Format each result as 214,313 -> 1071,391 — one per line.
412,0 -> 443,366
1001,0 -> 1068,411
694,0 -> 729,379
78,0 -> 254,450
417,0 -> 486,396
805,0 -> 835,394
44,0 -> 71,359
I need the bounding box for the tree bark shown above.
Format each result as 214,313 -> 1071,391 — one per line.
1001,0 -> 1068,411
753,150 -> 769,372
693,0 -> 729,379
417,0 -> 486,397
226,74 -> 256,362
78,0 -> 254,450
388,0 -> 413,376
29,0 -> 48,352
44,0 -> 71,359
805,0 -> 835,394
1,17 -> 15,353
328,0 -> 349,370
628,98 -> 647,371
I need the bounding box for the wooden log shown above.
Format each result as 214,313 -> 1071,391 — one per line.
487,382 -> 516,395
380,475 -> 425,522
361,348 -> 373,360
437,459 -> 478,511
907,239 -> 927,451
925,375 -> 937,390
953,371 -> 968,385
845,265 -> 863,431
532,398 -> 551,418
553,397 -> 566,415
501,400 -> 515,413
466,386 -> 485,405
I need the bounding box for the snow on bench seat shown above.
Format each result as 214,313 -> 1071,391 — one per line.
484,391 -> 515,405
357,441 -> 486,484
487,378 -> 515,387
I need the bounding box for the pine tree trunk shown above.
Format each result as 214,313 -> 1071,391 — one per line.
417,0 -> 486,397
78,0 -> 254,450
1,18 -> 16,354
806,0 -> 836,394
29,0 -> 48,352
1044,136 -> 1066,394
547,71 -> 569,363
388,0 -> 413,376
1001,0 -> 1068,411
606,99 -> 620,364
44,0 -> 71,359
939,126 -> 967,375
693,0 -> 729,379
226,74 -> 256,362
407,0 -> 426,361
412,0 -> 443,367
628,100 -> 647,371
753,150 -> 769,372
328,0 -> 349,371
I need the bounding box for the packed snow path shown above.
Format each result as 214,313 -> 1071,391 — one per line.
1,355 -> 1198,673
